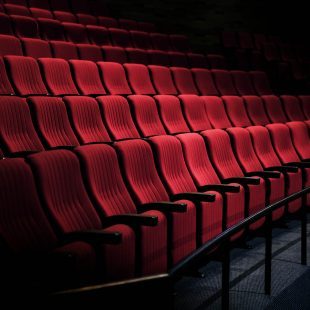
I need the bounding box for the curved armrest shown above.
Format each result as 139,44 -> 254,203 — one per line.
245,171 -> 281,179
63,230 -> 122,245
171,192 -> 215,202
222,177 -> 260,186
198,184 -> 240,193
265,166 -> 298,173
102,214 -> 158,228
138,202 -> 187,213
285,162 -> 310,168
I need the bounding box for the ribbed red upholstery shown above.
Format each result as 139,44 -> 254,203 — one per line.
28,96 -> 79,148
202,129 -> 266,230
37,18 -> 65,41
0,96 -> 44,153
212,69 -> 237,95
147,50 -> 170,66
262,95 -> 288,123
298,96 -> 310,119
191,68 -> 219,96
69,60 -> 106,96
4,4 -> 30,16
77,44 -> 103,61
115,138 -> 196,264
50,40 -> 78,60
206,54 -> 227,69
28,149 -> 136,281
75,144 -> 167,275
29,0 -> 50,9
179,95 -> 212,131
76,13 -> 97,26
170,34 -> 190,52
150,33 -> 172,51
168,51 -> 189,67
5,55 -> 48,95
64,96 -> 111,144
247,125 -> 302,213
231,70 -> 256,95
130,30 -> 152,49
127,95 -> 166,137
138,21 -> 156,32
0,57 -> 14,95
222,96 -> 252,127
281,95 -> 306,121
63,22 -> 89,43
0,35 -> 23,57
21,38 -> 52,58
170,67 -> 199,94
250,71 -> 273,95
154,95 -> 190,134
243,95 -> 270,126
119,18 -> 138,30
11,15 -> 39,38
30,8 -> 53,19
101,46 -> 127,64
97,95 -> 140,140
39,58 -> 78,95
202,96 -> 232,129
187,53 -> 207,68
98,62 -> 132,95
50,0 -> 70,11
109,28 -> 132,48
124,64 -> 155,95
97,16 -> 118,28
148,65 -> 177,95
86,25 -> 111,46
0,12 -> 14,35
53,11 -> 76,23
125,48 -> 149,65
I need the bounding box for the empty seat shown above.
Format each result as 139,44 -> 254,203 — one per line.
187,53 -> 207,68
243,95 -> 270,126
77,44 -> 103,62
39,58 -> 79,95
64,96 -> 111,144
170,34 -> 190,52
150,33 -> 172,51
0,57 -> 14,95
86,25 -> 111,46
54,11 -> 76,23
30,8 -> 53,19
130,30 -> 152,49
138,21 -> 156,32
222,96 -> 252,127
0,96 -> 44,154
97,95 -> 140,140
262,95 -> 288,123
76,13 -> 97,25
168,51 -> 189,67
0,34 -> 22,56
148,65 -> 177,95
281,95 -> 306,121
97,16 -> 118,28
231,70 -> 256,95
212,69 -> 237,95
101,46 -> 127,64
27,149 -> 136,281
125,48 -> 149,65
191,68 -> 219,96
28,0 -> 50,9
298,96 -> 310,119
21,38 -> 52,58
63,22 -> 89,43
206,54 -> 227,69
11,15 -> 39,38
147,50 -> 170,66
154,95 -> 190,134
127,95 -> 166,137
109,28 -> 132,48
4,4 -> 30,16
0,12 -> 14,35
50,40 -> 78,60
69,60 -> 106,96
115,138 -> 196,263
98,62 -> 132,95
50,0 -> 70,11
170,67 -> 199,94
119,18 -> 138,30
250,71 -> 273,95
179,95 -> 212,131
124,63 -> 156,95
38,18 -> 65,41
5,55 -> 48,95
202,96 -> 232,129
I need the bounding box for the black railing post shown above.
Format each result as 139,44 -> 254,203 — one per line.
301,196 -> 307,265
222,240 -> 230,310
264,212 -> 272,295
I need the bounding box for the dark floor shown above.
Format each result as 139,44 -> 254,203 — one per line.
174,217 -> 310,309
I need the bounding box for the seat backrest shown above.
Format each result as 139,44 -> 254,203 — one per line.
298,96 -> 310,119
63,22 -> 89,43
150,33 -> 172,51
191,68 -> 219,96
169,34 -> 190,52
212,69 -> 237,95
76,13 -> 97,26
262,95 -> 288,123
75,144 -> 137,216
179,95 -> 212,131
10,14 -> 39,38
21,38 -> 52,58
39,58 -> 79,95
0,158 -> 57,253
4,4 -> 30,16
138,21 -> 156,32
147,49 -> 170,66
64,96 -> 111,144
127,95 -> 166,137
125,48 -> 149,65
222,96 -> 252,127
202,96 -> 232,129
27,96 -> 79,148
97,95 -> 140,140
115,139 -> 170,203
30,8 -> 53,19
5,55 -> 48,95
69,59 -> 106,96
124,63 -> 155,95
53,11 -> 76,23
109,28 -> 132,48
242,95 -> 270,126
0,96 -> 44,153
77,44 -> 103,62
98,62 -> 132,95
187,53 -> 208,69
206,54 -> 227,69
280,95 -> 306,121
221,31 -> 238,48
28,150 -> 102,233
170,67 -> 198,94
101,46 -> 127,64
168,51 -> 189,67
154,95 -> 190,134
119,18 -> 138,30
86,25 -> 111,46
231,70 -> 256,95
250,71 -> 273,95
50,40 -> 78,60
0,12 -> 14,35
148,65 -> 177,95
0,57 -> 14,95
97,16 -> 118,28
37,18 -> 65,41
130,30 -> 152,49
0,34 -> 22,56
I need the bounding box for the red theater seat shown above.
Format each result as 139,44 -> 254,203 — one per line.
242,96 -> 270,126
125,48 -> 149,65
30,8 -> 53,19
63,22 -> 89,43
0,57 -> 14,95
101,46 -> 127,64
97,16 -> 118,28
0,34 -> 23,56
11,15 -> 39,38
148,65 -> 177,95
119,18 -> 139,31
130,30 -> 152,50
280,95 -> 306,121
212,69 -> 237,95
170,34 -> 190,52
231,70 -> 256,96
170,67 -> 199,94
77,44 -> 103,62
76,13 -> 97,26
0,12 -> 14,35
4,4 -> 30,16
21,38 -> 52,58
262,95 -> 288,123
150,33 -> 172,51
38,18 -> 65,41
86,25 -> 111,46
250,71 -> 273,95
54,11 -> 76,23
109,28 -> 132,48
50,40 -> 78,60
191,68 -> 219,96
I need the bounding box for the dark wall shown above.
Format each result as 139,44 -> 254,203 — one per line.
105,0 -> 308,52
